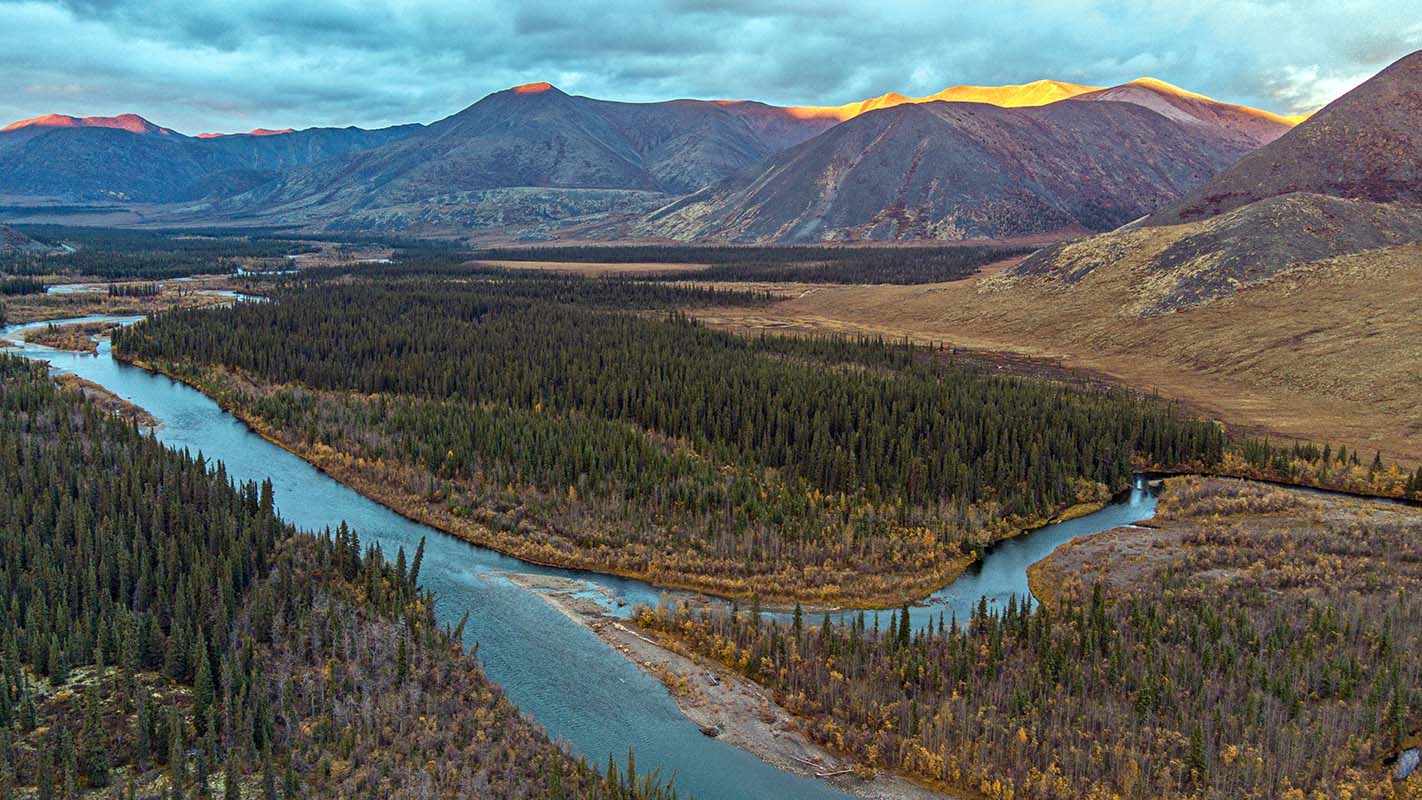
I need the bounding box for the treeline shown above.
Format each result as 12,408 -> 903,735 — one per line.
0,355 -> 679,798
108,283 -> 163,298
0,277 -> 46,296
470,243 -> 1036,284
1228,438 -> 1422,500
636,483 -> 1422,798
3,226 -> 316,279
114,280 -> 1223,602
270,267 -> 772,309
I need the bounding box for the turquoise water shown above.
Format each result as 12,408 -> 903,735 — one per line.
3,315 -> 1159,799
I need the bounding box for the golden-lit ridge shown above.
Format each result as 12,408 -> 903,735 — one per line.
1,113 -> 173,135
784,79 -> 1101,121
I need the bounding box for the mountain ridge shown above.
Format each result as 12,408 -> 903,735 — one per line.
2,74 -> 1307,237
635,93 -> 1262,243
1148,50 -> 1422,225
1001,49 -> 1422,314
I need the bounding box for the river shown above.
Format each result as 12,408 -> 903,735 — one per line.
2,313 -> 1160,799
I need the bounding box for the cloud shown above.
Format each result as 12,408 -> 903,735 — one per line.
0,0 -> 1413,134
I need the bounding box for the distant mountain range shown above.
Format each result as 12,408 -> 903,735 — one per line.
1006,50 -> 1422,313
638,78 -> 1284,242
0,115 -> 421,202
1,75 -> 1302,240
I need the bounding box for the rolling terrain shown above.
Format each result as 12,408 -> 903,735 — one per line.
1003,50 -> 1422,312
637,77 -> 1291,243
693,51 -> 1422,463
1149,50 -> 1422,224
192,82 -> 839,231
638,96 -> 1252,243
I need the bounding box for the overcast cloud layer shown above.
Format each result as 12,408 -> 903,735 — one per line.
1,0 -> 1418,134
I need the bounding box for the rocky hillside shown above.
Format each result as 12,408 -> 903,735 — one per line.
638,98 -> 1246,243
1074,78 -> 1291,151
1005,50 -> 1422,314
1150,50 -> 1422,225
199,82 -> 834,230
1008,193 -> 1422,314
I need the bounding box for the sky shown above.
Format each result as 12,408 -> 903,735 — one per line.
1,0 -> 1418,134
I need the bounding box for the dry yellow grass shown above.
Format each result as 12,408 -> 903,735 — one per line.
692,242 -> 1422,463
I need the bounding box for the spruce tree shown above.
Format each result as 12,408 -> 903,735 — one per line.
82,685 -> 111,788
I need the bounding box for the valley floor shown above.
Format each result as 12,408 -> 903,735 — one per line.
688,244 -> 1422,465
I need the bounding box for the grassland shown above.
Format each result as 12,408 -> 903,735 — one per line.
690,240 -> 1422,465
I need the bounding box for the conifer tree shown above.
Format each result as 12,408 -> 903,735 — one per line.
82,685 -> 111,788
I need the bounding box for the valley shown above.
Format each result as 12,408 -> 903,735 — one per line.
690,238 -> 1422,465
2,25 -> 1421,800
109,277 -> 1223,606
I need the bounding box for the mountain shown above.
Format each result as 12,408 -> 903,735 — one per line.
776,78 -> 1291,146
1004,50 -> 1422,313
0,114 -> 422,202
638,98 -> 1248,243
199,82 -> 835,230
1149,51 -> 1422,225
1073,78 -> 1292,150
1010,193 -> 1422,313
4,75 -> 1295,236
196,128 -> 297,138
0,113 -> 180,141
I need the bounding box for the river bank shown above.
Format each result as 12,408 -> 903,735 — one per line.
502,571 -> 957,800
55,373 -> 161,428
23,319 -> 119,352
8,317 -> 858,800
4,283 -> 233,324
108,353 -> 1123,611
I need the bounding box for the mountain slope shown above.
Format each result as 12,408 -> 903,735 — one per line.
1004,50 -> 1422,313
639,99 -> 1245,243
1149,50 -> 1422,225
0,115 -> 422,202
1074,78 -> 1291,150
0,223 -> 56,257
203,83 -> 833,230
1008,193 -> 1422,313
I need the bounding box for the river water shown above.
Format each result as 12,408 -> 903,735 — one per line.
2,314 -> 1159,799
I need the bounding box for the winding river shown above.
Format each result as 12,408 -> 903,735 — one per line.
2,312 -> 1159,799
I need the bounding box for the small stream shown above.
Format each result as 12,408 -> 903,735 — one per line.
2,311 -> 1163,799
